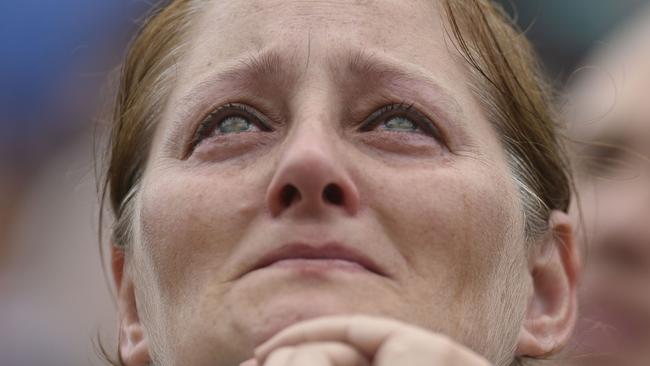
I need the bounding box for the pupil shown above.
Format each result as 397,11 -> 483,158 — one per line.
385,117 -> 416,131
220,116 -> 250,133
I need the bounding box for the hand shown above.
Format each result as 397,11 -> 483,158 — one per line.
240,315 -> 491,366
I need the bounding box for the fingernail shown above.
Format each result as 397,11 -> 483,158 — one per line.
240,359 -> 258,366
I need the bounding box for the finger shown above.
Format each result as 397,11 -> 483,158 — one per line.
284,342 -> 369,366
255,315 -> 490,366
239,359 -> 259,366
263,347 -> 294,366
373,332 -> 490,366
255,315 -> 416,359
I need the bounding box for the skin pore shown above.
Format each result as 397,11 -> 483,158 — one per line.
111,1 -> 578,365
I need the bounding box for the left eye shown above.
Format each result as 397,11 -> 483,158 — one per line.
188,103 -> 271,154
217,116 -> 257,134
359,103 -> 442,139
382,116 -> 419,132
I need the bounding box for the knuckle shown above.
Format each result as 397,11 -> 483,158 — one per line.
265,346 -> 294,365
381,336 -> 412,357
435,333 -> 455,351
434,335 -> 465,361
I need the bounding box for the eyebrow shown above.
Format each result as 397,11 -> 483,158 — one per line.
331,48 -> 464,117
175,50 -> 293,109
172,47 -> 466,137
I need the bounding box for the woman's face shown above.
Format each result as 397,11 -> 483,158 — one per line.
569,46 -> 650,364
126,0 -> 530,364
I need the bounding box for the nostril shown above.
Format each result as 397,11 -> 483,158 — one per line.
323,183 -> 344,205
280,185 -> 300,208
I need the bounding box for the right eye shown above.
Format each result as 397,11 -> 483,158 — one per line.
216,116 -> 258,134
189,103 -> 271,151
579,144 -> 640,180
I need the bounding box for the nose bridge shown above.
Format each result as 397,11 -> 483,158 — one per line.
636,174 -> 650,230
265,103 -> 360,218
284,108 -> 337,161
603,170 -> 650,257
625,167 -> 650,215
281,80 -> 343,172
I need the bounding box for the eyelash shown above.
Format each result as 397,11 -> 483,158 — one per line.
358,102 -> 443,140
189,102 -> 271,151
188,102 -> 443,153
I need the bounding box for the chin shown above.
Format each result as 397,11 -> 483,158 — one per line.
236,289 -> 382,347
213,267 -> 401,347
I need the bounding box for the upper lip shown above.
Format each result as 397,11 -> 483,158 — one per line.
247,242 -> 388,277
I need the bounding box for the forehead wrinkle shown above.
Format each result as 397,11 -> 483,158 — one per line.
329,48 -> 464,114
168,48 -> 303,133
168,46 -> 472,149
327,48 -> 468,137
177,49 -> 298,107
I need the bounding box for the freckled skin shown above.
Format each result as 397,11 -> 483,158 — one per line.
128,1 -> 530,365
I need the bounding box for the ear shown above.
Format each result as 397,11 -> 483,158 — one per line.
516,211 -> 581,357
111,245 -> 151,366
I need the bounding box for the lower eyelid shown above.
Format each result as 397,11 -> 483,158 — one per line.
355,132 -> 446,159
190,133 -> 276,162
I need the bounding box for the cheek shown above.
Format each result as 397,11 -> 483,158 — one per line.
364,159 -> 524,313
372,164 -> 518,273
135,165 -> 266,308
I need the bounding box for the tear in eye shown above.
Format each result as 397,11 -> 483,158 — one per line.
383,116 -> 418,132
359,103 -> 443,141
188,103 -> 271,155
219,116 -> 256,134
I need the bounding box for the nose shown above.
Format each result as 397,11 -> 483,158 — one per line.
265,140 -> 360,218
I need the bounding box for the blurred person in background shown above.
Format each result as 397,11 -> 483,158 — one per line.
565,2 -> 650,365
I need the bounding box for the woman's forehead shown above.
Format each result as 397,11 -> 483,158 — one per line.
166,0 -> 479,129
195,0 -> 440,28
185,0 -> 447,69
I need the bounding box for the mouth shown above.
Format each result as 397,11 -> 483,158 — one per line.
248,242 -> 388,277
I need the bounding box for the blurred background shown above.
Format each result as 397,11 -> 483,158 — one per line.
0,0 -> 648,365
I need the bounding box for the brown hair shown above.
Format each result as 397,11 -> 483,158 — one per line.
100,0 -> 571,364
443,0 -> 570,240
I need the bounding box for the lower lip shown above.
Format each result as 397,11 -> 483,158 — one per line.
265,258 -> 370,273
